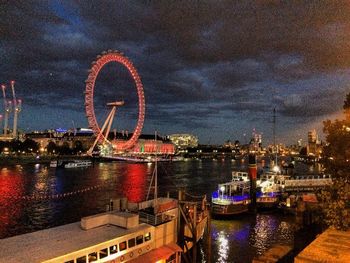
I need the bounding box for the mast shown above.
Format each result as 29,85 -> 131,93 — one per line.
273,107 -> 277,164
272,106 -> 280,174
145,130 -> 159,216
154,130 -> 158,211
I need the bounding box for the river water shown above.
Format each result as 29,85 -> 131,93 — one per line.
0,158 -> 321,262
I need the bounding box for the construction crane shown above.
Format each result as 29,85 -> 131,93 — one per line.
10,80 -> 21,138
1,84 -> 10,136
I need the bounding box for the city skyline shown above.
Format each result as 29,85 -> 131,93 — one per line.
1,1 -> 350,145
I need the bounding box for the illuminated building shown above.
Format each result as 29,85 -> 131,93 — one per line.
307,129 -> 322,157
25,129 -> 175,155
168,134 -> 198,150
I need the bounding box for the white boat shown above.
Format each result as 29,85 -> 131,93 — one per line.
232,171 -> 249,182
49,160 -> 58,168
211,171 -> 251,217
64,160 -> 92,168
0,198 -> 182,263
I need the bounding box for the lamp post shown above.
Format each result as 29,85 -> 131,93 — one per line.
220,185 -> 225,199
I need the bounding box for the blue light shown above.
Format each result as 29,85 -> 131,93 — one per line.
212,191 -> 249,202
55,128 -> 67,133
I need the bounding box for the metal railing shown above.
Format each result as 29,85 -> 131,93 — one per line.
139,211 -> 173,226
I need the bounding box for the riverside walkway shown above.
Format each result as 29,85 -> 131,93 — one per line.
295,228 -> 350,263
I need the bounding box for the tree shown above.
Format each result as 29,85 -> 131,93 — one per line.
21,138 -> 39,153
343,92 -> 350,119
57,142 -> 72,155
73,140 -> 84,154
319,92 -> 350,230
47,141 -> 57,155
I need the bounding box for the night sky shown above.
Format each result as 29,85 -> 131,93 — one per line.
1,1 -> 350,145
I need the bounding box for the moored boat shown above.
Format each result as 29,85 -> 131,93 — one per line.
211,180 -> 250,217
64,160 -> 92,168
49,160 -> 59,168
256,171 -> 281,210
256,192 -> 280,210
0,197 -> 183,263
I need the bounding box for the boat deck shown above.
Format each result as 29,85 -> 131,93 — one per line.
0,213 -> 150,263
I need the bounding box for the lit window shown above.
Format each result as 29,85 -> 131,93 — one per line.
76,256 -> 86,263
128,238 -> 136,248
119,241 -> 127,251
88,252 -> 97,262
99,248 -> 108,259
110,245 -> 118,254
144,232 -> 151,241
136,235 -> 143,245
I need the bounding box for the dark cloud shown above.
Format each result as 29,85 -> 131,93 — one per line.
1,1 -> 350,144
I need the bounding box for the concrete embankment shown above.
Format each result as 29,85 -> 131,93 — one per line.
295,228 -> 350,262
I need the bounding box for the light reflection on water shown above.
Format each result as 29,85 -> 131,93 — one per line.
208,214 -> 295,263
217,231 -> 229,263
0,159 -> 317,261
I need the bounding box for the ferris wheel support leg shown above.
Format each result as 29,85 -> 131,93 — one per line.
87,108 -> 115,156
104,106 -> 116,145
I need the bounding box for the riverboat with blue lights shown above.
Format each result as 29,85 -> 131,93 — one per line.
211,172 -> 251,216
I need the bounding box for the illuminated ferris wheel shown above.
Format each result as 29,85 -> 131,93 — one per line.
85,50 -> 145,154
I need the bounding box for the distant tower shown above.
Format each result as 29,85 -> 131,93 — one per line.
1,84 -> 10,136
10,80 -> 20,138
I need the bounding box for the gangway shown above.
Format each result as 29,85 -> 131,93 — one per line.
277,175 -> 332,192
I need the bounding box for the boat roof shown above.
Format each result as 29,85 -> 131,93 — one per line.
219,181 -> 249,187
130,243 -> 182,263
0,217 -> 150,263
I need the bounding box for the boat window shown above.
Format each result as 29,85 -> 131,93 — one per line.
88,252 -> 97,262
144,232 -> 151,241
136,235 -> 143,245
99,248 -> 108,259
119,241 -> 127,251
76,256 -> 86,263
110,245 -> 118,254
128,238 -> 136,248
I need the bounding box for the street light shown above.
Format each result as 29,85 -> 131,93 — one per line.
220,185 -> 225,199
272,165 -> 280,174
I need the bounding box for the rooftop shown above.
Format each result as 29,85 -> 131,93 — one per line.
0,211 -> 150,263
